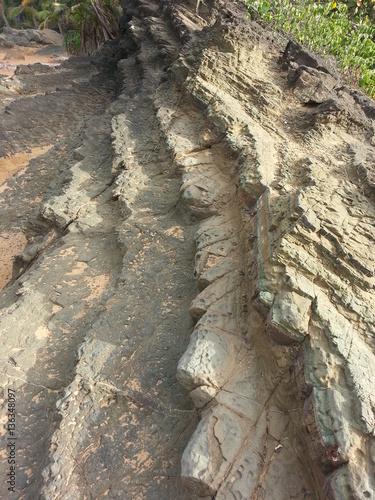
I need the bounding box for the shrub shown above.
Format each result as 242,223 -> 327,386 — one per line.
243,0 -> 375,97
2,0 -> 122,55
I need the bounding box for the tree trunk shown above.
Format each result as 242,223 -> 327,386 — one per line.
90,0 -> 113,41
0,0 -> 10,28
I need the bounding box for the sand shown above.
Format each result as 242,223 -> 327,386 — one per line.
0,45 -> 68,77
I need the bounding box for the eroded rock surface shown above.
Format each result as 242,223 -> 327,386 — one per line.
0,1 -> 374,499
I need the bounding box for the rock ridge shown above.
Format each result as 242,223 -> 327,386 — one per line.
0,1 -> 374,499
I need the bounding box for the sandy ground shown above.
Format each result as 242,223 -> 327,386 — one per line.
0,45 -> 68,77
0,230 -> 26,289
0,45 -> 63,290
0,145 -> 52,186
0,145 -> 52,290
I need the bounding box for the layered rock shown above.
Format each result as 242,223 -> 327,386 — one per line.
0,27 -> 63,48
150,1 -> 375,497
0,1 -> 374,499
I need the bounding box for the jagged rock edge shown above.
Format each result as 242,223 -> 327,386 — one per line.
16,0 -> 375,497
138,2 -> 375,498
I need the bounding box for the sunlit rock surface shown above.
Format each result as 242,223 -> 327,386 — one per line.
0,1 -> 374,498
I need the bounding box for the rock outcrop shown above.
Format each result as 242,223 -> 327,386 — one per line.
0,27 -> 63,49
0,1 -> 374,499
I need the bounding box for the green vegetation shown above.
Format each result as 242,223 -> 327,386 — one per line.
243,0 -> 375,97
0,0 -> 122,54
2,0 -> 374,94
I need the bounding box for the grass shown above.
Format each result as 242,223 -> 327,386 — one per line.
243,0 -> 375,97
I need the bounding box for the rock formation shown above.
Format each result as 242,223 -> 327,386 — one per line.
0,1 -> 374,498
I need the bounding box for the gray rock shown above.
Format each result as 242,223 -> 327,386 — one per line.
1,1 -> 374,499
177,327 -> 238,390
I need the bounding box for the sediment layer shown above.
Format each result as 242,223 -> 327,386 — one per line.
0,1 -> 374,498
